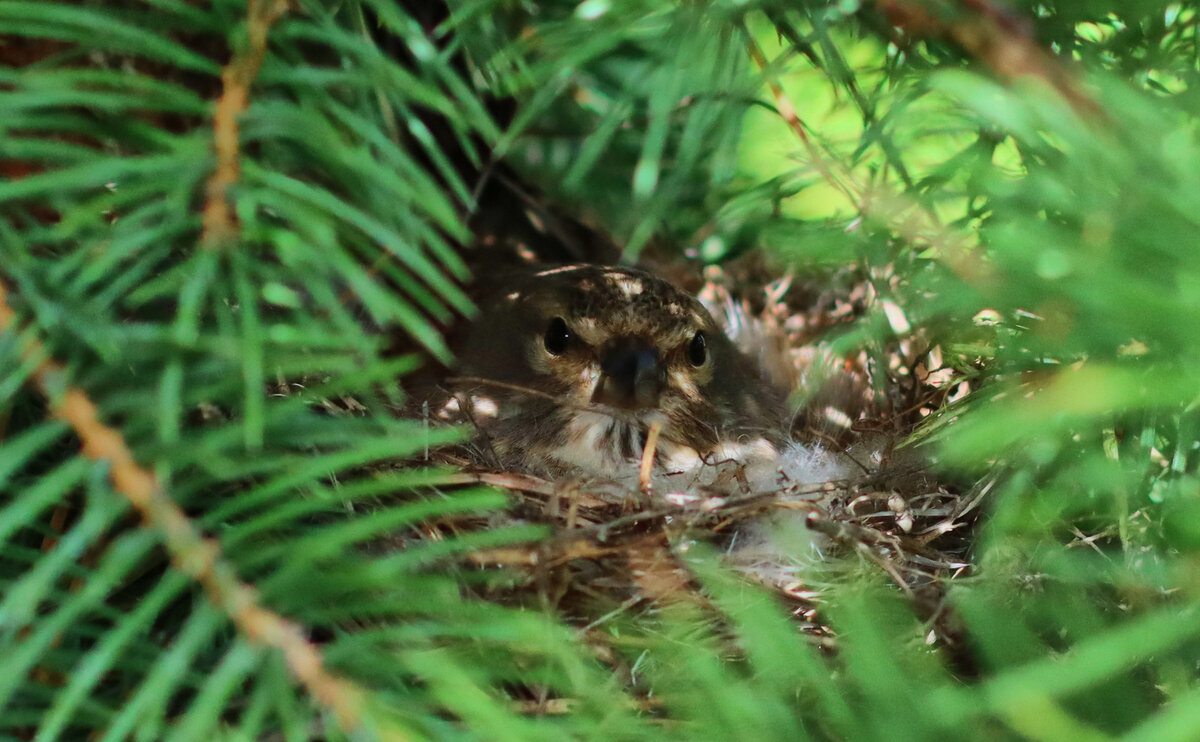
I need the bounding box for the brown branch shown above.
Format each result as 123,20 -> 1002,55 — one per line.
874,0 -> 1103,119
202,0 -> 292,249
0,282 -> 398,738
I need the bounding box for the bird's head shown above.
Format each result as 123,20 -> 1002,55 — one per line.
455,265 -> 781,476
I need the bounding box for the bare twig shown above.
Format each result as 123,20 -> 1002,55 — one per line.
743,21 -> 981,281
638,418 -> 663,494
440,470 -> 559,497
202,0 -> 292,249
445,376 -> 566,405
743,33 -> 863,209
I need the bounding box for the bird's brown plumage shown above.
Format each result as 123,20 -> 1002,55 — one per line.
441,265 -> 787,479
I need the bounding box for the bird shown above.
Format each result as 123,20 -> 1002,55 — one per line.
438,264 -> 789,483
429,264 -> 955,616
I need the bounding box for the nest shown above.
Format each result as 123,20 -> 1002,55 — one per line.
410,255 -> 983,653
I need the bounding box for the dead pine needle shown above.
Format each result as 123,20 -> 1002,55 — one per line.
639,417 -> 664,494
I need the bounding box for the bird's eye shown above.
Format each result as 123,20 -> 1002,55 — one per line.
544,317 -> 571,356
687,330 -> 707,366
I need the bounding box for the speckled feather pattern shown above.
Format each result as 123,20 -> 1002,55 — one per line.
448,265 -> 787,479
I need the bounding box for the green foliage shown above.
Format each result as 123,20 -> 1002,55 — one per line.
5,0 -> 1200,740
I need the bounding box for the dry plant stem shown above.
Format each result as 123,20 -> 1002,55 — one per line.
638,418 -> 663,493
743,34 -> 862,209
0,283 -> 387,738
747,1 -> 1103,279
743,26 -> 979,280
448,376 -> 675,423
441,470 -> 558,497
446,376 -> 566,405
202,0 -> 291,248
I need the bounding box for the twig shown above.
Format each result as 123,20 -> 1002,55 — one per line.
638,418 -> 663,494
440,470 -> 559,497
445,376 -> 566,405
746,2 -> 1104,279
202,0 -> 291,249
743,33 -> 863,209
446,376 -> 673,424
743,22 -> 978,280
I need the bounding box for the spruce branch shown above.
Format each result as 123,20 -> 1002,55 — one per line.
0,282 -> 393,739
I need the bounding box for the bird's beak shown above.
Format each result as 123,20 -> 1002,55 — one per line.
593,339 -> 665,409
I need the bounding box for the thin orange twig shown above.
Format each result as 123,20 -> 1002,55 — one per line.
202,0 -> 292,248
744,16 -> 980,280
743,33 -> 863,210
638,417 -> 663,494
